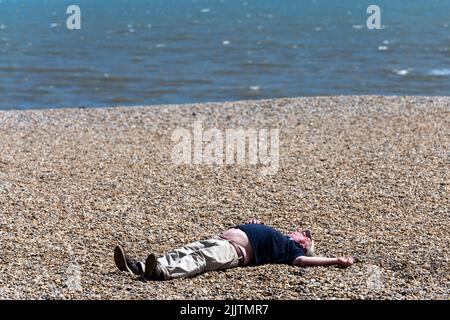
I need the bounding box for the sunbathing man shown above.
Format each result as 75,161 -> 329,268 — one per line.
114,218 -> 354,281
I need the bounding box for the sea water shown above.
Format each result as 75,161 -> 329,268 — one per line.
0,0 -> 449,110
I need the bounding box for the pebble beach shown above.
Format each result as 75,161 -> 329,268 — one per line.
0,96 -> 448,299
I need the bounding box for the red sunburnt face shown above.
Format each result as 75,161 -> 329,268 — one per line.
289,230 -> 312,250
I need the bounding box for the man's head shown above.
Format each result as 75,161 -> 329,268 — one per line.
289,229 -> 315,256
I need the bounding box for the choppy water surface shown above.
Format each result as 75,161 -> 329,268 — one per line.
0,0 -> 449,109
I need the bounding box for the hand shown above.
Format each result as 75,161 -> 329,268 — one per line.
246,218 -> 262,224
337,257 -> 354,267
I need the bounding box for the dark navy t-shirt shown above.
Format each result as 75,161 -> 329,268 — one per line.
236,224 -> 305,265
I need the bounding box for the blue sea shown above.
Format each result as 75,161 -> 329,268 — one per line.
0,0 -> 449,110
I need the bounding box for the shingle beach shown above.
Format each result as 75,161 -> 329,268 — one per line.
0,96 -> 448,299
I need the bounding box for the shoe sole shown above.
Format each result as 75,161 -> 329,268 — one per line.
144,253 -> 157,280
114,245 -> 135,276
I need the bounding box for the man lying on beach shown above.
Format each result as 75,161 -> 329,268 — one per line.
114,218 -> 354,281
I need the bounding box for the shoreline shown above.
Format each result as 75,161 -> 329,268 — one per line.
1,94 -> 450,112
0,96 -> 448,299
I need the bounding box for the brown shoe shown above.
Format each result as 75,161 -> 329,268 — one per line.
114,245 -> 144,276
143,253 -> 158,280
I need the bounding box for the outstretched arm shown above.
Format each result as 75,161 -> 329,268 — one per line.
293,256 -> 354,268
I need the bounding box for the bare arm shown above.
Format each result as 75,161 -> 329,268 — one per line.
293,256 -> 354,268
